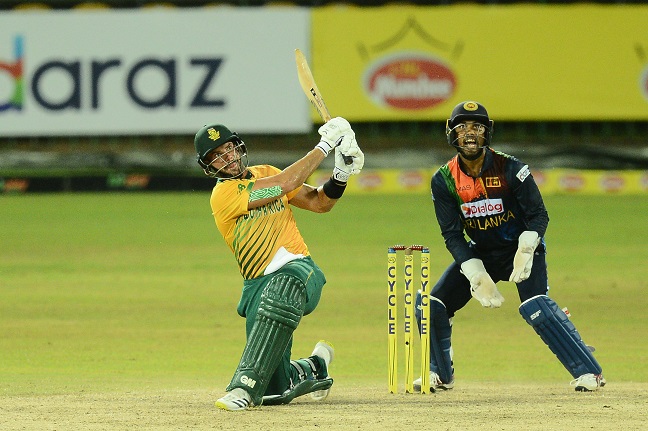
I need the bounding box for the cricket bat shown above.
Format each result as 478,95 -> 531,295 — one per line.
295,48 -> 353,165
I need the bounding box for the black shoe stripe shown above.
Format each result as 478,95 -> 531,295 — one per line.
233,399 -> 249,408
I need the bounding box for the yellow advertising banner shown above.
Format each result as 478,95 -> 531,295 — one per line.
308,169 -> 648,195
312,5 -> 648,121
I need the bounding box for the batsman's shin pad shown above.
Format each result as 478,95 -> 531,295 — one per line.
519,295 -> 602,378
227,274 -> 306,405
416,293 -> 453,384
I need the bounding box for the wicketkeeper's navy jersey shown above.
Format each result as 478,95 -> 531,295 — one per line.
431,148 -> 549,265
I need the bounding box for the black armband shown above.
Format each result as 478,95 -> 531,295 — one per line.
322,176 -> 347,199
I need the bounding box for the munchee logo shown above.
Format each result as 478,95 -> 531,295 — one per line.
641,63 -> 648,102
638,43 -> 648,102
0,35 -> 23,111
461,198 -> 504,218
363,52 -> 456,111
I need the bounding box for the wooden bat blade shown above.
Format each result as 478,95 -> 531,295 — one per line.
294,48 -> 353,166
295,48 -> 331,122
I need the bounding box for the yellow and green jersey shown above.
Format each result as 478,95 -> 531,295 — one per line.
210,165 -> 310,280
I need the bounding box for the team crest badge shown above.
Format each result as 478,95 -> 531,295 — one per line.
463,101 -> 478,111
485,177 -> 501,187
208,128 -> 220,141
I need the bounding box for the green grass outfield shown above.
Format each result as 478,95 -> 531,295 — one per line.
1,192 -> 646,397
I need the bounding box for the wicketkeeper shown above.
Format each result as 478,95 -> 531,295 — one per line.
194,117 -> 364,411
415,101 -> 605,392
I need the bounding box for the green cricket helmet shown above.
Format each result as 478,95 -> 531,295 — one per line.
194,124 -> 248,178
445,101 -> 494,149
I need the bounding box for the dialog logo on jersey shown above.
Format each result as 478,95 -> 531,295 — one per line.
461,198 -> 504,218
363,52 -> 456,111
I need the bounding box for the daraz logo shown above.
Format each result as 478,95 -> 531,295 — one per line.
0,35 -> 23,111
1,35 -> 226,114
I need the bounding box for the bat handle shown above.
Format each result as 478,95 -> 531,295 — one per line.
342,154 -> 353,165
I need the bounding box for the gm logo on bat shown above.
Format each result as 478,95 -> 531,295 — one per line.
0,35 -> 226,113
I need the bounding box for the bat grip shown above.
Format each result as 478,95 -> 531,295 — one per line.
342,154 -> 353,165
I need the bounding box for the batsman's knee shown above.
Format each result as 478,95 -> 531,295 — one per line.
258,273 -> 307,329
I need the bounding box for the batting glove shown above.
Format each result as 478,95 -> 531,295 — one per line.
316,117 -> 353,156
332,136 -> 364,182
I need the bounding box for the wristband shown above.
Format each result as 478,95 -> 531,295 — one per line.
332,166 -> 350,183
315,141 -> 333,156
322,176 -> 347,199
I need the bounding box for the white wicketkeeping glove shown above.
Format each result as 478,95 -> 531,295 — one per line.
332,137 -> 364,182
509,231 -> 540,283
315,117 -> 353,156
460,258 -> 504,308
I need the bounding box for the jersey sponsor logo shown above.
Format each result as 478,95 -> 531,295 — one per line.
460,198 -> 504,218
516,165 -> 530,182
485,177 -> 501,187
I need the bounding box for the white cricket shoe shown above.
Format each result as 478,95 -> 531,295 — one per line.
215,388 -> 253,411
570,373 -> 606,392
310,340 -> 334,401
413,371 -> 455,393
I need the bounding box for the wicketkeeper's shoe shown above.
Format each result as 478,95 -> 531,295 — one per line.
215,388 -> 253,411
310,340 -> 334,401
413,371 -> 455,393
570,373 -> 606,392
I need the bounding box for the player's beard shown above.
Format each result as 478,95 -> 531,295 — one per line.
458,136 -> 485,161
219,151 -> 249,179
220,158 -> 244,178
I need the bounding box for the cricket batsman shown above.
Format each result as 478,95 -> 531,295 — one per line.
194,117 -> 364,411
415,101 -> 605,392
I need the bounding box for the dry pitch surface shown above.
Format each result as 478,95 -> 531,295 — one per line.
2,382 -> 646,431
